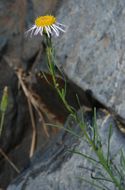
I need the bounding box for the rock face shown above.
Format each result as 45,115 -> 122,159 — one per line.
7,109 -> 125,190
54,0 -> 125,123
2,0 -> 125,189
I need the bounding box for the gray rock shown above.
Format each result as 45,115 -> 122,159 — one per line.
0,36 -> 8,57
7,109 -> 125,190
54,0 -> 125,123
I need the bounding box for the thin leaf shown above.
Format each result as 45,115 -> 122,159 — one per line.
45,123 -> 82,139
68,149 -> 98,163
107,124 -> 113,165
0,86 -> 8,136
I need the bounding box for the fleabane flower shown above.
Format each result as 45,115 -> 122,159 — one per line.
26,15 -> 66,38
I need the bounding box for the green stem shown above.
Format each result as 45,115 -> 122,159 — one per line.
46,46 -> 74,114
0,112 -> 5,136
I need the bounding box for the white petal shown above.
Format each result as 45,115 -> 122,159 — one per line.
57,22 -> 66,27
40,27 -> 43,36
53,24 -> 66,33
25,25 -> 36,36
27,25 -> 36,32
30,29 -> 35,37
37,27 -> 42,35
34,27 -> 40,35
45,26 -> 50,38
34,28 -> 38,35
51,25 -> 59,36
47,26 -> 52,34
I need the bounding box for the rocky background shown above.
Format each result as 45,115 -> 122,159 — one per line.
0,0 -> 125,189
0,0 -> 89,188
0,0 -> 61,188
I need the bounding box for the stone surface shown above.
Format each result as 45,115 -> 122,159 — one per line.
54,0 -> 125,123
1,0 -> 125,189
7,109 -> 125,190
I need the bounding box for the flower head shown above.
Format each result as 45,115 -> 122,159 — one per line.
26,15 -> 66,38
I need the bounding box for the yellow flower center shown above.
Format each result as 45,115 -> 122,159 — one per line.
35,15 -> 56,27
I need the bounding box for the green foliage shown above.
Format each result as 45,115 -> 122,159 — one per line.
0,86 -> 8,136
44,34 -> 125,190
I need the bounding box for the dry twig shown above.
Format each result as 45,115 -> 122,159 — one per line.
2,56 -> 50,157
16,68 -> 49,157
0,148 -> 20,174
27,98 -> 36,158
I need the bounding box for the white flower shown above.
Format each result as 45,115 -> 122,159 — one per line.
25,15 -> 66,38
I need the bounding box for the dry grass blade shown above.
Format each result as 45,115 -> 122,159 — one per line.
16,68 -> 50,157
16,68 -> 49,138
0,148 -> 20,174
27,98 -> 36,158
2,55 -> 50,157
